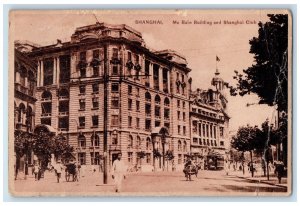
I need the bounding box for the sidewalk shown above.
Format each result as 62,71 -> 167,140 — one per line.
230,170 -> 288,189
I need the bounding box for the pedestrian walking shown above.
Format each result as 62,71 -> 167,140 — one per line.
33,163 -> 40,181
24,161 -> 29,180
54,160 -> 64,183
274,161 -> 285,184
111,153 -> 127,193
224,160 -> 230,176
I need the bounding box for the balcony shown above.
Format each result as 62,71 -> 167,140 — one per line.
15,84 -> 28,95
59,112 -> 69,116
41,113 -> 51,117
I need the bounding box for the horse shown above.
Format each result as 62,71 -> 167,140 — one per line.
183,164 -> 199,181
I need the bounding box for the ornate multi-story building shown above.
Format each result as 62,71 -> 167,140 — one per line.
25,22 -> 192,171
189,69 -> 230,168
14,42 -> 38,172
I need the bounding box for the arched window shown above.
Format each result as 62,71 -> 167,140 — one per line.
164,97 -> 170,107
59,88 -> 69,98
146,137 -> 151,150
41,91 -> 52,100
128,135 -> 133,148
155,95 -> 161,104
18,103 -> 26,123
145,92 -> 151,102
183,141 -> 187,152
178,140 -> 182,152
91,134 -> 100,147
78,134 -> 86,148
136,136 -> 141,148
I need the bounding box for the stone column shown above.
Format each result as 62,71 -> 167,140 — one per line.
167,70 -> 171,93
40,60 -> 44,86
149,63 -> 153,88
159,66 -> 163,91
56,57 -> 60,84
37,61 -> 40,87
53,57 -> 57,85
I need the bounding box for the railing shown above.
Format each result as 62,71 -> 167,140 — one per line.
41,113 -> 51,117
59,112 -> 69,116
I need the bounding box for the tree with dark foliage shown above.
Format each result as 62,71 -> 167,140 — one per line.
230,14 -> 288,112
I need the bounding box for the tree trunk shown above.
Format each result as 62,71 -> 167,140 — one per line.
250,150 -> 254,177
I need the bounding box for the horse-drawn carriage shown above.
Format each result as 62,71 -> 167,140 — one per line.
183,164 -> 199,181
65,163 -> 78,182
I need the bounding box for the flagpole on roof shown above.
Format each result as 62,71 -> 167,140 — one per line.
215,55 -> 220,75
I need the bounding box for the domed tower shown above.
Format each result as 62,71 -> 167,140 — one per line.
211,68 -> 225,93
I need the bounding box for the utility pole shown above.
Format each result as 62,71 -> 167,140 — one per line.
103,44 -> 108,184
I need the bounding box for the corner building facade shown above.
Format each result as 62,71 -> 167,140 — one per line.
28,23 -> 191,172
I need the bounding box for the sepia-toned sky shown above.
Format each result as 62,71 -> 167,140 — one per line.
11,10 -> 281,133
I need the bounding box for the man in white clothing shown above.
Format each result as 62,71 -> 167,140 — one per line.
111,153 -> 127,192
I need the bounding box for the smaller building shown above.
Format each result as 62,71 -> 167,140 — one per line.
14,44 -> 37,175
189,69 -> 230,169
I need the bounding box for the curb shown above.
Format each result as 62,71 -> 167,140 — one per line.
236,175 -> 288,189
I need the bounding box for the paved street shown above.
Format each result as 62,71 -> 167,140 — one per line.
13,169 -> 287,196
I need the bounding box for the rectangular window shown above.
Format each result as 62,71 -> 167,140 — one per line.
177,100 -> 180,108
128,116 -> 132,128
135,54 -> 139,64
78,153 -> 86,165
128,152 -> 133,164
136,87 -> 140,96
92,116 -> 98,127
79,117 -> 85,128
193,138 -> 198,144
111,115 -> 119,126
59,55 -> 70,83
206,125 -> 209,137
214,126 -> 216,138
128,85 -> 132,95
111,83 -> 119,92
79,85 -> 86,94
146,153 -> 151,164
145,104 -> 151,116
41,102 -> 52,114
178,125 -> 181,134
164,108 -> 170,120
92,97 -> 99,109
58,117 -> 69,130
136,118 -> 140,129
93,49 -> 99,59
155,121 -> 161,127
112,48 -> 118,59
80,51 -> 86,61
145,119 -> 151,131
112,134 -> 118,145
203,124 -> 206,137
220,127 -> 224,137
177,111 -> 180,120
155,106 -> 160,117
183,126 -> 186,135
199,123 -> 202,137
92,83 -> 99,93
183,112 -> 186,121
111,97 -> 119,109
112,65 -> 118,75
220,141 -> 224,146
136,100 -> 140,112
79,99 -> 85,110
164,122 -> 170,129
128,98 -> 133,110
91,152 -> 100,165
183,101 -> 186,109
43,58 -> 54,86
127,51 -> 132,61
